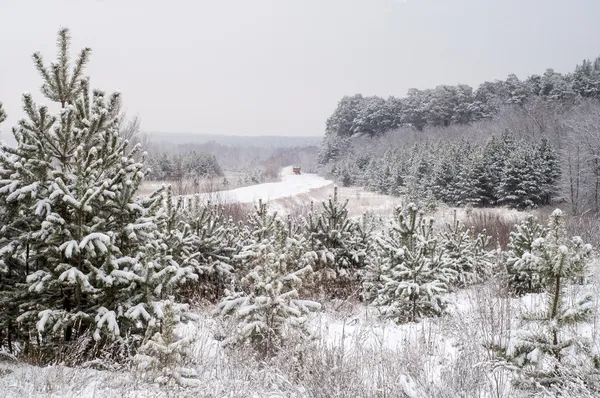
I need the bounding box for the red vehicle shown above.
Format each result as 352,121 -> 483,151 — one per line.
292,167 -> 301,175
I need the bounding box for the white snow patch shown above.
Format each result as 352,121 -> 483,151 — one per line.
187,166 -> 332,205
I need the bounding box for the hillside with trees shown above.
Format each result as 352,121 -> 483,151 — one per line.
318,57 -> 600,216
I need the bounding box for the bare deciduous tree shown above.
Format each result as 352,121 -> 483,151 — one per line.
118,112 -> 151,156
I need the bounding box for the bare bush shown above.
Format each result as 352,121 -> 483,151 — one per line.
464,210 -> 519,250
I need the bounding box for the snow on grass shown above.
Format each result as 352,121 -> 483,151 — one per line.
0,286 -> 525,397
2,280 -> 600,397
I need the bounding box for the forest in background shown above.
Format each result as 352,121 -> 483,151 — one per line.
319,57 -> 600,215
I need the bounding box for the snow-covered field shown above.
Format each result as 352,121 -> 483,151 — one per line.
3,277 -> 599,398
192,166 -> 333,205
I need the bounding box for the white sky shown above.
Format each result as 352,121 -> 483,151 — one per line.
1,0 -> 600,137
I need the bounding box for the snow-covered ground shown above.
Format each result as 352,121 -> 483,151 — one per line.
192,166 -> 332,205
4,282 -> 599,398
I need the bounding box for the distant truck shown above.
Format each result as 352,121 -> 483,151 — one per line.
292,167 -> 301,175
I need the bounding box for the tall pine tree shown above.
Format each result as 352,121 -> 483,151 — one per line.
0,29 -> 194,355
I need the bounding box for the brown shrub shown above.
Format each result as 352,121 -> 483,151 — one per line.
464,210 -> 518,250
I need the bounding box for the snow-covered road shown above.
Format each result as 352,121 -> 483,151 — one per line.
193,166 -> 332,204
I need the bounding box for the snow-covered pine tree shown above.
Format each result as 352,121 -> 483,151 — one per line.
497,144 -> 544,209
441,213 -> 494,288
144,187 -> 202,299
0,29 -> 193,354
305,187 -> 363,297
215,206 -> 320,358
536,138 -> 560,206
0,102 -> 24,352
373,204 -> 456,323
483,132 -> 516,204
357,212 -> 384,302
505,215 -> 546,296
432,156 -> 458,205
464,149 -> 495,207
134,299 -> 199,387
405,147 -> 435,205
180,197 -> 235,301
500,209 -> 597,392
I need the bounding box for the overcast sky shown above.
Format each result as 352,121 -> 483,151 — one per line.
1,0 -> 600,137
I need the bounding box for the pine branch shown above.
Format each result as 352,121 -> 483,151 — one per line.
0,102 -> 6,125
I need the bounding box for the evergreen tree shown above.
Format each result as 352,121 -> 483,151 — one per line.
506,215 -> 546,296
441,214 -> 494,288
484,132 -> 516,204
500,210 -> 597,392
305,187 -> 362,297
431,156 -> 457,204
215,210 -> 320,358
497,145 -> 544,209
134,299 -> 199,387
466,150 -> 496,207
0,29 -> 193,354
325,94 -> 364,138
536,138 -> 560,205
182,197 -> 235,301
373,204 -> 456,323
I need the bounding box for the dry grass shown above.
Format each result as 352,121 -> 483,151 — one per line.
463,209 -> 523,250
4,274 -> 600,397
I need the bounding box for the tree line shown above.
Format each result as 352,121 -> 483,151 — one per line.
319,55 -> 600,214
328,131 -> 560,210
321,56 -> 600,149
145,151 -> 223,181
